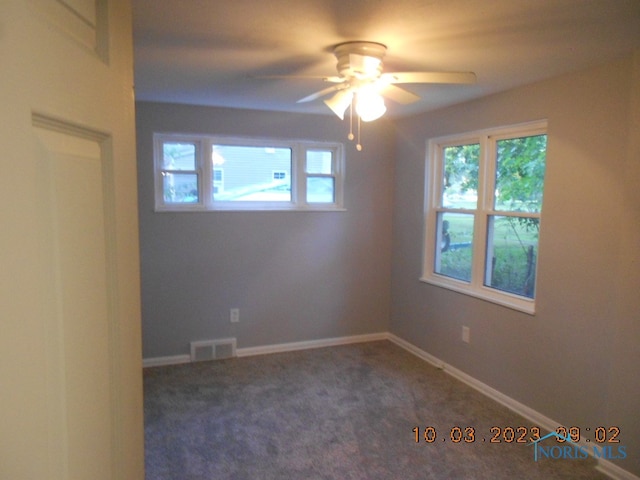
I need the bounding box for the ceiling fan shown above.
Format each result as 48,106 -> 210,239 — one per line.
264,41 -> 476,149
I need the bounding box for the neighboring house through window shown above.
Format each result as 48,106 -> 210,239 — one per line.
212,168 -> 223,194
155,134 -> 345,211
422,121 -> 547,313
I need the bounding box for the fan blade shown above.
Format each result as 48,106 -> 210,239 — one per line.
382,71 -> 476,85
251,75 -> 345,83
297,84 -> 344,103
379,84 -> 420,104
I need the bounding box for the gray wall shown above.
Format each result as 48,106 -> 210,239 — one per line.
136,103 -> 395,357
390,52 -> 640,476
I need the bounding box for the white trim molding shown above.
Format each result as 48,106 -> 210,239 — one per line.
143,354 -> 190,368
142,332 -> 388,367
235,332 -> 388,357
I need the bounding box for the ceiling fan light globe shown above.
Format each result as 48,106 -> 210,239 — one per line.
356,91 -> 386,122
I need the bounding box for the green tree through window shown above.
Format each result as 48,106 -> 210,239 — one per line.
423,121 -> 547,313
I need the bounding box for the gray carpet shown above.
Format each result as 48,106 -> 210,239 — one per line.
144,341 -> 608,479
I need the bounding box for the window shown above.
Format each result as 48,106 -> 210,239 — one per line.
213,168 -> 223,194
154,134 -> 345,211
422,121 -> 547,313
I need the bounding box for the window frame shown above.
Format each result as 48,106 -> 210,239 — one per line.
154,133 -> 345,212
421,120 -> 547,314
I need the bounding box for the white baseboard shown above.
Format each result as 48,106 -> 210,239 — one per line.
597,461 -> 640,480
236,332 -> 388,357
142,332 -> 388,367
387,334 -> 639,480
387,334 -> 561,432
143,354 -> 190,368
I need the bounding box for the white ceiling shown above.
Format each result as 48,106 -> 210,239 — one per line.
132,0 -> 640,118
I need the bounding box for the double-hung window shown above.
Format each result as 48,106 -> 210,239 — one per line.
154,134 -> 345,211
422,121 -> 547,313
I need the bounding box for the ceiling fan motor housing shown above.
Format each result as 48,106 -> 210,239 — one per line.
333,41 -> 387,79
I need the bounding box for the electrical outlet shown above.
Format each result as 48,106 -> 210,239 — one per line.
230,308 -> 240,323
462,326 -> 470,343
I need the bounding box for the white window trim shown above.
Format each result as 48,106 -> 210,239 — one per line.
154,134 -> 345,212
420,120 -> 547,315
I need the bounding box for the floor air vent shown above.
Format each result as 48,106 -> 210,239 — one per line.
190,338 -> 237,362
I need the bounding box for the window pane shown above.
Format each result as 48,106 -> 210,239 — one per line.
307,177 -> 334,203
212,168 -> 223,195
306,150 -> 333,174
435,212 -> 474,282
442,144 -> 479,209
485,215 -> 539,298
212,145 -> 291,202
163,142 -> 196,170
494,134 -> 546,212
163,173 -> 199,203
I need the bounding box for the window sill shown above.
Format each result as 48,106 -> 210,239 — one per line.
419,275 -> 536,315
155,204 -> 347,213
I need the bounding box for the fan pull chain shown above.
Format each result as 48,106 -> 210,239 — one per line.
348,100 -> 354,141
346,97 -> 362,151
